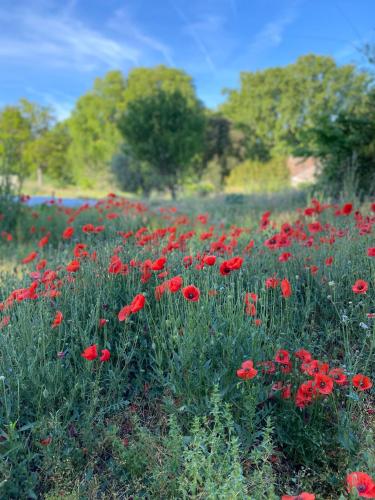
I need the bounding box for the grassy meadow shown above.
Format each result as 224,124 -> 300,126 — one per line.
0,190 -> 374,499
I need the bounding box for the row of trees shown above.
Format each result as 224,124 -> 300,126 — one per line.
0,54 -> 374,197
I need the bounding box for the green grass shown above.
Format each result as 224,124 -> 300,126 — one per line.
0,191 -> 374,499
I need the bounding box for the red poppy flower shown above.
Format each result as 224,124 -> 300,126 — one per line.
329,368 -> 347,385
62,227 -> 74,239
245,302 -> 256,316
325,256 -> 334,266
183,256 -> 193,268
40,437 -> 52,446
352,374 -> 372,391
226,256 -> 243,270
81,344 -> 98,361
38,235 -> 49,248
36,259 -> 47,271
118,305 -> 132,321
100,349 -> 111,362
51,311 -> 63,328
237,360 -> 258,380
313,373 -> 334,395
346,472 -> 375,498
151,257 -> 167,271
295,380 -> 317,408
182,285 -> 200,302
281,278 -> 292,298
203,255 -> 216,266
279,252 -> 292,262
368,248 -> 375,257
22,251 -> 38,264
82,223 -> 95,233
168,276 -> 183,293
219,261 -> 232,275
295,349 -> 312,363
130,294 -> 146,313
265,276 -> 279,289
308,221 -> 323,233
281,492 -> 315,500
118,294 -> 146,321
341,203 -> 353,215
66,260 -> 80,272
304,360 -> 329,376
275,349 -> 290,364
352,280 -> 368,294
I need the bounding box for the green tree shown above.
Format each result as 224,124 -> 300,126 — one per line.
202,113 -> 231,185
67,70 -> 127,187
0,106 -> 31,180
118,89 -> 206,198
23,123 -> 72,186
221,55 -> 369,158
111,145 -> 159,197
124,65 -> 197,106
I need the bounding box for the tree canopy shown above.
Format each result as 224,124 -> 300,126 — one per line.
221,55 -> 369,159
118,89 -> 206,198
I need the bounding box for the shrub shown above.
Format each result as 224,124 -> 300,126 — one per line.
225,157 -> 290,193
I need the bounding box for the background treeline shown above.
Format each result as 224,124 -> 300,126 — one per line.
0,53 -> 374,198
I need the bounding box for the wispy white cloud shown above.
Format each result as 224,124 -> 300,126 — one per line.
249,13 -> 297,55
170,1 -> 216,72
108,8 -> 175,66
0,6 -> 140,71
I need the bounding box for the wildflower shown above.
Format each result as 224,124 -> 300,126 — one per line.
40,437 -> 52,446
182,285 -> 200,302
329,368 -> 347,385
304,360 -> 329,376
203,255 -> 216,266
346,472 -> 375,498
168,276 -> 183,293
279,252 -> 292,262
22,251 -> 38,264
282,492 -> 315,500
99,319 -> 108,328
265,276 -> 279,289
313,373 -> 334,395
341,203 -> 353,216
100,349 -> 111,362
295,380 -> 317,408
51,311 -> 63,328
275,349 -> 290,364
352,374 -> 372,391
81,344 -> 98,361
66,260 -> 80,272
295,349 -> 312,363
352,280 -> 368,294
38,235 -> 49,248
62,227 -> 74,239
325,256 -> 334,266
118,294 -> 146,321
36,259 -> 47,271
281,278 -> 292,298
368,248 -> 375,257
237,360 -> 258,380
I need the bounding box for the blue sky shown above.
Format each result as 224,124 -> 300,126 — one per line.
0,0 -> 374,119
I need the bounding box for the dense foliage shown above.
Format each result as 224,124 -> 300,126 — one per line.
0,193 -> 374,498
1,54 -> 374,198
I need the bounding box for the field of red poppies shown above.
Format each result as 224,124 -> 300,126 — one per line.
0,192 -> 374,499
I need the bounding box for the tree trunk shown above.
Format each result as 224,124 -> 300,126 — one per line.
170,184 -> 177,200
37,166 -> 43,188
